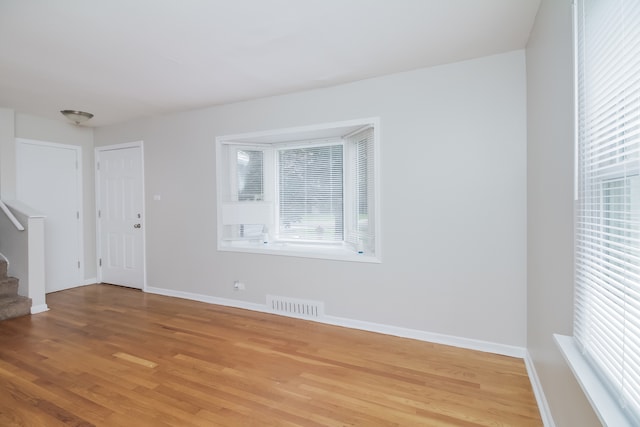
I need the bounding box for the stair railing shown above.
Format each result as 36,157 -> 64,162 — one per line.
0,199 -> 47,314
0,199 -> 24,231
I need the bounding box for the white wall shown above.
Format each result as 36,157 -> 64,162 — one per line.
95,50 -> 528,347
0,108 -> 16,200
526,0 -> 600,425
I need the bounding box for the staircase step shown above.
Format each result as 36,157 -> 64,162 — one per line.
0,277 -> 19,297
0,259 -> 7,279
0,295 -> 31,321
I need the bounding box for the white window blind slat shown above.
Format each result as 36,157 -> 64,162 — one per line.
278,145 -> 344,242
575,0 -> 640,422
344,127 -> 375,254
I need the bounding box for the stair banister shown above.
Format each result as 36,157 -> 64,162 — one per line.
0,200 -> 47,314
0,200 -> 24,231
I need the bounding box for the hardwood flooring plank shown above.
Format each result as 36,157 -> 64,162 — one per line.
112,352 -> 158,368
0,284 -> 542,426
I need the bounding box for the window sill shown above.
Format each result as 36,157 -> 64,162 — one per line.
218,240 -> 381,263
554,334 -> 636,427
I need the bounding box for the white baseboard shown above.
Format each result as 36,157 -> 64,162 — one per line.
322,315 -> 526,358
145,286 -> 526,358
145,286 -> 267,314
31,303 -> 49,314
84,277 -> 98,286
524,350 -> 556,427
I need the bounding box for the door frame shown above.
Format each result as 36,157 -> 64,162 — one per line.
95,141 -> 146,290
16,138 -> 85,292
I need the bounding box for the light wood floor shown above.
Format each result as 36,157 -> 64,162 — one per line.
0,284 -> 542,426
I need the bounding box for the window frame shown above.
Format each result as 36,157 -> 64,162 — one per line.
215,118 -> 381,263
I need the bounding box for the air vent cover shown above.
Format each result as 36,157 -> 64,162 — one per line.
266,295 -> 324,320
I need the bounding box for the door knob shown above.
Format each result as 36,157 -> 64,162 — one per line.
134,223 -> 141,229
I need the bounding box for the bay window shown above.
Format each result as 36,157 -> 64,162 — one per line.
216,118 -> 380,262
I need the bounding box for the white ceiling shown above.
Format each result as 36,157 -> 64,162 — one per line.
0,0 -> 540,127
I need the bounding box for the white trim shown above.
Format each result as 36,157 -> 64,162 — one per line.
30,304 -> 49,314
555,334 -> 637,427
322,315 -> 525,358
218,243 -> 381,263
145,286 -> 266,313
524,351 -> 557,427
145,286 -> 525,358
372,120 -> 382,261
572,0 -> 579,202
83,277 -> 97,286
96,140 -> 144,152
218,117 -> 380,143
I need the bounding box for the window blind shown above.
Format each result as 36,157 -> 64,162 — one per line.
345,128 -> 375,253
236,149 -> 264,201
278,145 -> 344,242
575,0 -> 640,421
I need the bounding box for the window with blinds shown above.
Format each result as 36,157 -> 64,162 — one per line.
216,118 -> 380,262
236,149 -> 264,201
574,0 -> 640,422
345,128 -> 375,253
278,144 -> 344,242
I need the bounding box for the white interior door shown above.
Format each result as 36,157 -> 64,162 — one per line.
16,138 -> 83,293
97,143 -> 145,289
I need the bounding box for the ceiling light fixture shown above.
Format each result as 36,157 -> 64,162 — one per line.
60,110 -> 94,125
